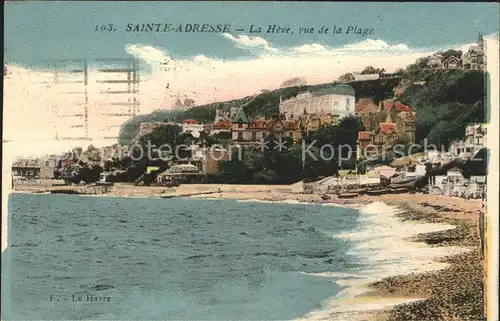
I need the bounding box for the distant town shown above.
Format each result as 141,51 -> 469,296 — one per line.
11,36 -> 488,199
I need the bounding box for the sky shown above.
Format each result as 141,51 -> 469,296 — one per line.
3,1 -> 500,156
4,2 -> 500,63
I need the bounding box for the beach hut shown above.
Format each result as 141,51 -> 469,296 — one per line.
374,165 -> 397,179
447,167 -> 465,182
403,164 -> 427,178
157,164 -> 202,185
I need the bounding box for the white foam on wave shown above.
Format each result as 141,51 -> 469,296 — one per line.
236,199 -> 314,205
189,196 -> 221,200
296,201 -> 470,321
321,202 -> 360,209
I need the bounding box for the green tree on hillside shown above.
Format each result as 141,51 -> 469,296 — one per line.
137,124 -> 183,148
400,70 -> 485,147
339,72 -> 355,82
360,66 -> 385,74
436,49 -> 463,61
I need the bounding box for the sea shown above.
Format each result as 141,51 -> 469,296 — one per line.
1,193 -> 459,320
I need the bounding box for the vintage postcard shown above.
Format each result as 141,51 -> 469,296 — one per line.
2,2 -> 499,320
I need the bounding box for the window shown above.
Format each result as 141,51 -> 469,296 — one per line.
238,123 -> 242,128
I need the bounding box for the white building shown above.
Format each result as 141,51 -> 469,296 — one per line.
279,84 -> 355,121
214,105 -> 239,123
462,36 -> 485,70
450,140 -> 474,160
464,123 -> 487,152
353,73 -> 380,81
429,167 -> 485,198
181,119 -> 205,138
449,123 -> 487,159
427,54 -> 443,68
403,164 -> 427,178
374,165 -> 397,178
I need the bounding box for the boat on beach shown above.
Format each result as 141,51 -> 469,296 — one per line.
337,192 -> 360,199
366,188 -> 392,196
50,189 -> 80,195
390,187 -> 412,194
349,188 -> 367,194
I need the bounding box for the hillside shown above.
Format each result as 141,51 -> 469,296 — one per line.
118,79 -> 399,145
119,65 -> 485,148
399,69 -> 485,147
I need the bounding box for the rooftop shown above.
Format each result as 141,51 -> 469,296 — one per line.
358,131 -> 373,140
383,101 -> 413,112
311,83 -> 355,97
282,120 -> 301,130
182,119 -> 199,124
249,120 -> 270,129
356,98 -> 379,113
212,121 -> 232,129
443,55 -> 461,63
379,123 -> 397,134
232,107 -> 250,123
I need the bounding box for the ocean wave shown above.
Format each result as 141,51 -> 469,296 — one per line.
237,198 -> 313,205
296,200 -> 468,320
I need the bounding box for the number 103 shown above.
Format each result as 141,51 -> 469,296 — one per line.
95,24 -> 116,32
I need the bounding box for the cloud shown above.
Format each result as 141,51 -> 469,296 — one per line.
193,55 -> 210,63
124,44 -> 169,65
290,39 -> 410,57
342,39 -> 409,52
222,35 -> 411,56
221,33 -> 278,52
294,44 -> 330,54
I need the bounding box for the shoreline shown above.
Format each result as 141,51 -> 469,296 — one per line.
363,195 -> 484,321
7,185 -> 484,320
187,191 -> 485,320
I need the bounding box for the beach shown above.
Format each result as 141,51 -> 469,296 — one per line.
366,195 -> 484,321
7,182 -> 485,320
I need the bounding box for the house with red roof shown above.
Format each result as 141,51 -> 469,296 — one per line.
383,100 -> 413,113
356,100 -> 417,159
182,119 -> 199,124
299,114 -> 337,134
181,119 -> 205,138
230,107 -> 302,145
210,121 -> 232,134
355,98 -> 380,114
355,98 -> 383,131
